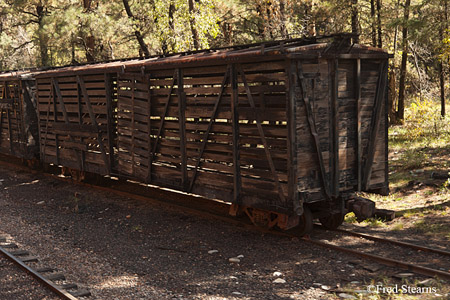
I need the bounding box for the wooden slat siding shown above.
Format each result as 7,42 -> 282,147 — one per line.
365,59 -> 388,193
41,80 -> 53,162
146,74 -> 152,183
294,59 -> 328,200
52,80 -> 60,165
16,81 -> 25,154
297,60 -> 331,199
105,73 -> 115,173
131,77 -> 136,177
7,104 -> 13,154
355,58 -> 362,191
330,59 -> 339,197
231,64 -> 242,204
77,78 -> 86,171
33,48 -> 388,213
149,70 -> 177,169
177,68 -> 188,190
77,75 -> 110,173
188,66 -> 230,192
362,60 -> 388,190
0,109 -> 3,148
237,64 -> 287,204
52,78 -> 83,170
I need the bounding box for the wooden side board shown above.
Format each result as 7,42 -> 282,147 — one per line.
0,79 -> 38,159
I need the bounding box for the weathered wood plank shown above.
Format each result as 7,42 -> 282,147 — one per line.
231,64 -> 241,204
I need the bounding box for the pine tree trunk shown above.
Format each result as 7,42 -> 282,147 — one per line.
351,0 -> 359,43
122,0 -> 150,57
36,5 -> 49,67
441,0 -> 448,117
397,0 -> 410,121
371,0 -> 376,46
83,0 -> 95,62
440,61 -> 445,117
188,0 -> 200,50
376,0 -> 383,48
280,0 -> 288,38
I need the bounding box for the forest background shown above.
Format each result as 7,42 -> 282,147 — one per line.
0,0 -> 449,124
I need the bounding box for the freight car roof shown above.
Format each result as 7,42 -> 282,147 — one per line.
0,69 -> 43,81
31,35 -> 389,78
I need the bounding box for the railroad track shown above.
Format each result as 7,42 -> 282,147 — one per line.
307,227 -> 450,281
1,156 -> 450,284
0,235 -> 90,299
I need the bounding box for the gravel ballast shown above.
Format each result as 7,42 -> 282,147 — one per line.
0,164 -> 447,299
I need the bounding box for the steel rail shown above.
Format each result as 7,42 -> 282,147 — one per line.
321,226 -> 450,257
0,245 -> 79,300
301,237 -> 450,281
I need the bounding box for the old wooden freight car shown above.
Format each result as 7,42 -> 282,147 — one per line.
34,36 -> 390,233
0,71 -> 40,161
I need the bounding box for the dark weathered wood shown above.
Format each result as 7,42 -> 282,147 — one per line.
362,60 -> 388,190
0,99 -> 13,109
188,66 -> 230,192
52,123 -> 106,133
231,64 -> 241,204
105,73 -> 115,172
6,108 -> 14,154
0,109 -> 3,147
237,64 -> 286,204
355,58 -> 362,191
297,61 -> 330,199
149,70 -> 177,168
77,75 -> 110,172
146,74 -> 152,183
286,59 -> 299,212
177,68 -> 188,190
41,91 -> 52,161
31,41 -> 390,216
76,80 -> 86,171
52,78 -> 83,170
330,59 -> 339,198
131,77 -> 136,176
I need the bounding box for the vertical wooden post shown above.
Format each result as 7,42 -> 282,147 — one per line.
131,77 -> 136,177
0,109 -> 3,147
105,73 -> 115,173
77,76 -> 86,171
146,74 -> 152,183
6,108 -> 13,155
286,60 -> 300,213
355,58 -> 362,191
384,61 -> 389,195
177,68 -> 188,190
231,64 -> 241,204
330,59 -> 339,198
362,60 -> 388,190
52,78 -> 60,165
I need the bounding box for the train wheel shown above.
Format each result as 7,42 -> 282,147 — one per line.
289,207 -> 313,237
319,212 -> 345,229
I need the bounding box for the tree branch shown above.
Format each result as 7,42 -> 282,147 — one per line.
13,40 -> 34,52
17,9 -> 39,19
122,0 -> 151,57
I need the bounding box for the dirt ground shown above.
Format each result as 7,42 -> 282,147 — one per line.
0,161 -> 448,300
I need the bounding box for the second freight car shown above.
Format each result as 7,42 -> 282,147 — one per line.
32,35 -> 390,234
